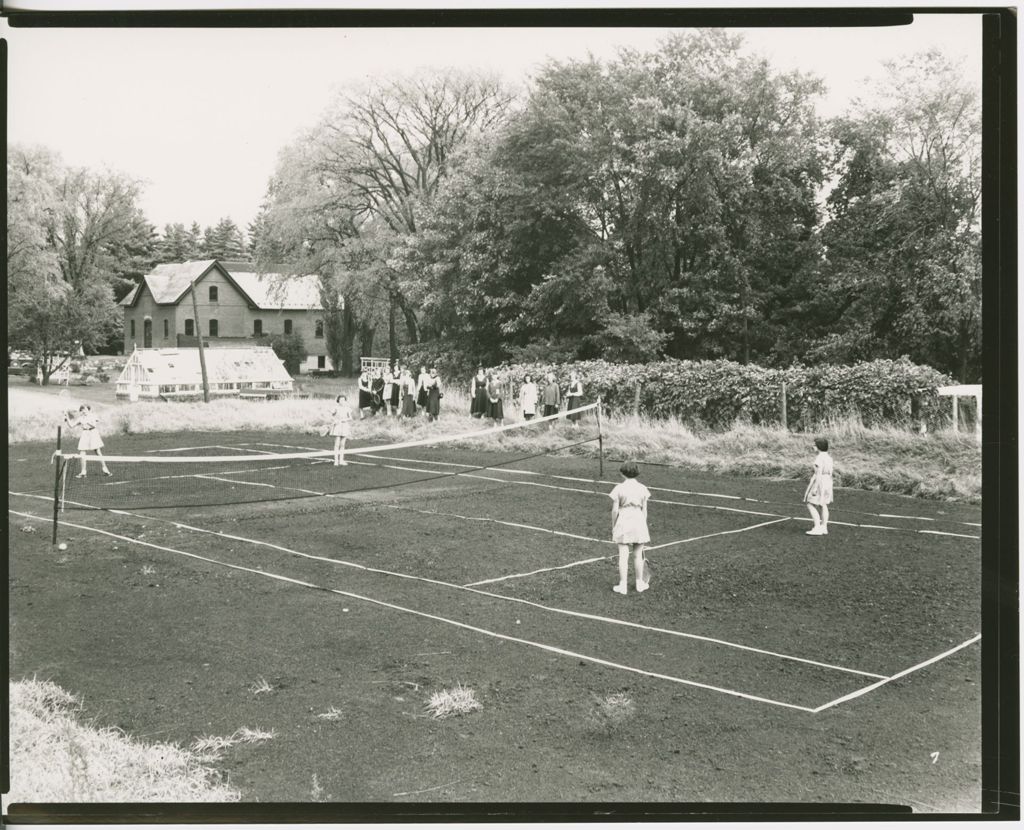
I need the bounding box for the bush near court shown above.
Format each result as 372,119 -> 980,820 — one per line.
471,357 -> 955,431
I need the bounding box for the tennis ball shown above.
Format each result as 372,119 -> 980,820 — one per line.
57,543 -> 67,551
515,619 -> 521,625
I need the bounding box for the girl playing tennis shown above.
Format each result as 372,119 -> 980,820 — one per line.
329,394 -> 353,466
804,436 -> 833,535
65,404 -> 112,478
609,461 -> 651,594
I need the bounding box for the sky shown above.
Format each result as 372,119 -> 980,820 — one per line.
5,13 -> 983,235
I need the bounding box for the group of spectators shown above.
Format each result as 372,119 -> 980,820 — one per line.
470,368 -> 585,429
356,365 -> 443,422
355,364 -> 588,429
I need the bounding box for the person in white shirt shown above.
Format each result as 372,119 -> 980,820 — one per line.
519,374 -> 539,420
608,461 -> 651,595
803,437 -> 834,535
65,405 -> 112,478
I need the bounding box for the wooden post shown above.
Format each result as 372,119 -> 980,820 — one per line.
975,390 -> 982,439
596,395 -> 605,478
780,380 -> 788,431
633,382 -> 642,417
951,395 -> 959,432
189,277 -> 211,403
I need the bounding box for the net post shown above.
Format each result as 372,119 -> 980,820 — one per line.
596,396 -> 605,478
52,426 -> 64,545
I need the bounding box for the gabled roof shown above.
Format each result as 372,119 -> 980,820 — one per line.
121,260 -> 322,311
116,347 -> 293,385
228,270 -> 322,310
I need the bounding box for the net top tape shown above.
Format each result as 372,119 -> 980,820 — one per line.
56,401 -> 600,464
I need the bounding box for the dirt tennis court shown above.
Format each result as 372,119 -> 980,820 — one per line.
9,430 -> 981,808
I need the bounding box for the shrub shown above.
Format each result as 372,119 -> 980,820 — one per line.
400,341 -> 477,378
260,333 -> 307,376
484,357 -> 953,431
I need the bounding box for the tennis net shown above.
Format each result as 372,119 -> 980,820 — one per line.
50,402 -> 602,513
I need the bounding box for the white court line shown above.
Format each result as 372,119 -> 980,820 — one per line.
146,445 -> 275,454
811,634 -> 982,713
373,502 -> 613,546
193,475 -> 280,489
918,529 -> 983,540
249,442 -> 981,534
463,556 -> 612,587
9,508 -> 817,712
11,492 -> 885,680
100,465 -> 293,486
646,517 -> 791,551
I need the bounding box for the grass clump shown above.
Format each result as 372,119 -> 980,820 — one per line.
426,684 -> 482,719
586,692 -> 637,731
9,678 -> 240,802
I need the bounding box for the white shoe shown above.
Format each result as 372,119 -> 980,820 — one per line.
636,580 -> 649,593
805,526 -> 825,536
613,584 -> 627,595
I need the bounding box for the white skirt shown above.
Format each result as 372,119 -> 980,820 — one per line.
78,430 -> 104,451
612,508 -> 650,545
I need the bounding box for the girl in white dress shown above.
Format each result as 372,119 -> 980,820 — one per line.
803,437 -> 834,535
65,405 -> 112,478
519,374 -> 539,420
329,394 -> 353,466
608,461 -> 651,594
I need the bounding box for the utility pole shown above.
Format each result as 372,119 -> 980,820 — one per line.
189,277 -> 211,402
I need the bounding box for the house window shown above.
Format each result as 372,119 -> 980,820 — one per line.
315,319 -> 324,338
209,286 -> 218,302
130,319 -> 136,337
185,319 -> 194,336
317,355 -> 326,369
163,319 -> 169,338
284,319 -> 292,335
253,319 -> 263,336
209,319 -> 219,337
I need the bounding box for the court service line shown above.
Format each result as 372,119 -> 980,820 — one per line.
810,634 -> 982,713
646,517 -> 791,551
12,493 -> 885,679
462,556 -> 612,586
9,508 -> 816,712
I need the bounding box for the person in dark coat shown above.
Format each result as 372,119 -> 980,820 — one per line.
425,367 -> 442,421
470,366 -> 489,418
487,373 -> 505,426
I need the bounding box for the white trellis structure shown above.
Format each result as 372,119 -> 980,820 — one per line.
116,346 -> 293,401
360,357 -> 392,374
937,384 -> 982,438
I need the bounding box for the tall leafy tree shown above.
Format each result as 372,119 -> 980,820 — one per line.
412,32 -> 827,364
8,145 -> 146,378
259,68 -> 516,371
815,51 -> 981,380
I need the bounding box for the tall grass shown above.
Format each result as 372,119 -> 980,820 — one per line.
9,678 -> 240,802
8,385 -> 981,503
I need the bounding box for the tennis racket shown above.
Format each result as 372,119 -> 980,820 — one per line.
640,552 -> 652,585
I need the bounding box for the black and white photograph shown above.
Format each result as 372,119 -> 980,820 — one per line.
3,3 -> 1015,821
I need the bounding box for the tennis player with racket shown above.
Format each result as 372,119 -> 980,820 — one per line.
64,404 -> 112,478
609,461 -> 652,594
327,394 -> 353,465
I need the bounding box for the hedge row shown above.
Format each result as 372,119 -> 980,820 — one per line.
423,357 -> 954,430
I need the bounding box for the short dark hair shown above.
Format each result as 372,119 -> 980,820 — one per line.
814,436 -> 829,452
619,461 -> 640,479
336,394 -> 346,403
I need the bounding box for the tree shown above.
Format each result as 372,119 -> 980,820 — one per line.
8,145 -> 145,379
201,217 -> 248,260
257,69 -> 517,374
411,32 -> 826,364
815,51 -> 981,380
